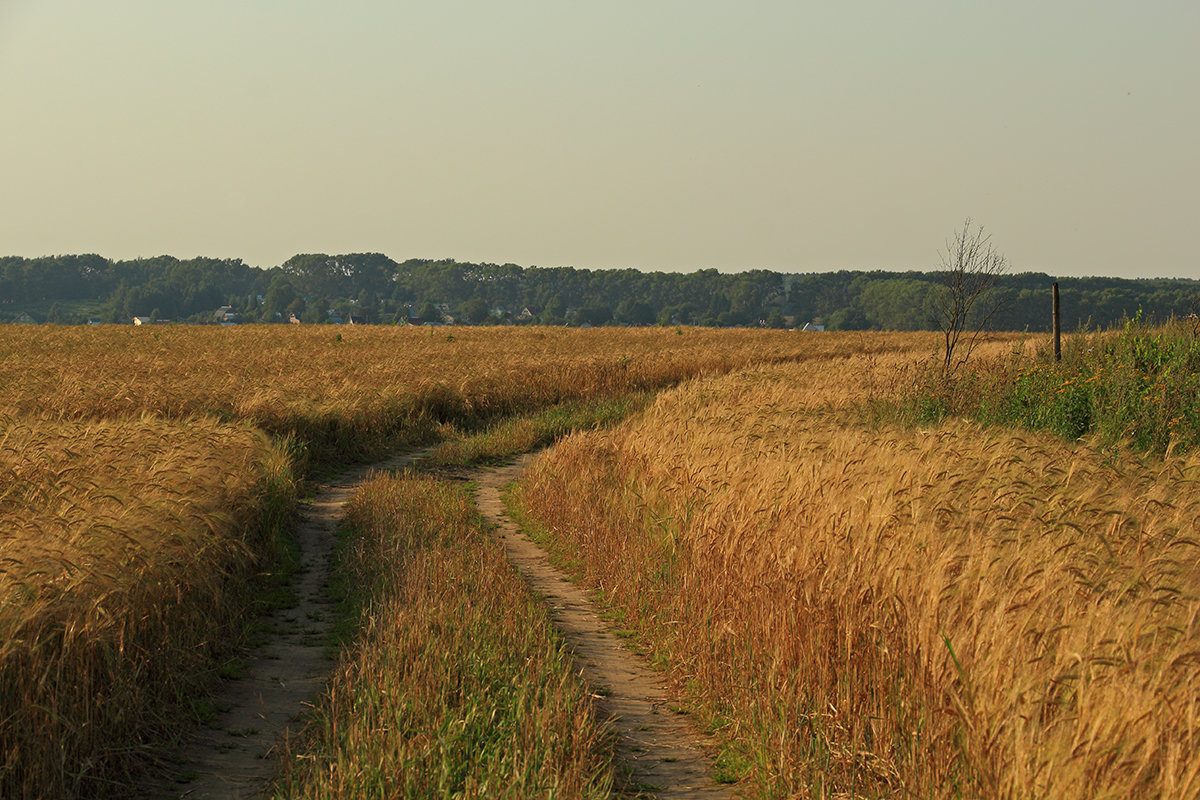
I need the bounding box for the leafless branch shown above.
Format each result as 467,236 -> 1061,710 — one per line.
930,218 -> 1008,371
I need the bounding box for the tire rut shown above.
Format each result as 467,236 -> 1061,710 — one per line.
152,450 -> 427,799
475,456 -> 738,800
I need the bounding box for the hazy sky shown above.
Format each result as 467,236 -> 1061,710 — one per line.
1,1 -> 1196,278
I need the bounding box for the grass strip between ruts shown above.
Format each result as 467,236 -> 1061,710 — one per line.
270,472 -> 617,799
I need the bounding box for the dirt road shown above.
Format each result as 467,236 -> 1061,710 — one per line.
476,457 -> 737,799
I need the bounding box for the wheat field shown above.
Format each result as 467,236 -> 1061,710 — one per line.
3,324 -> 873,795
0,413 -> 295,794
11,325 -> 1185,798
522,342 -> 1200,798
0,324 -> 892,425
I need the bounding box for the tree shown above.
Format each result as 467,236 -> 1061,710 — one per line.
264,276 -> 298,321
930,219 -> 1008,370
717,309 -> 751,327
575,305 -> 612,326
417,301 -> 440,323
460,297 -> 491,325
859,278 -> 932,331
614,299 -> 655,326
302,296 -> 330,324
826,307 -> 870,331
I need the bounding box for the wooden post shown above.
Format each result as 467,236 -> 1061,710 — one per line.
1052,282 -> 1061,363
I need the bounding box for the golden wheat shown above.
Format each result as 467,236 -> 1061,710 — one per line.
523,346 -> 1200,798
1,324 -> 921,795
0,413 -> 293,795
0,325 -> 929,424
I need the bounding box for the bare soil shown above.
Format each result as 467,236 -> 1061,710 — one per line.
476,457 -> 738,799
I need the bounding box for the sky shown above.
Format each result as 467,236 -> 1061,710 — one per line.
1,1 -> 1197,279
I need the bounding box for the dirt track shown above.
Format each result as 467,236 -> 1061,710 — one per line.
155,451 -> 426,799
151,449 -> 734,798
476,457 -> 736,799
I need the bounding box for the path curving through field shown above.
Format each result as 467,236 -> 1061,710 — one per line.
155,450 -> 427,800
148,447 -> 732,798
475,457 -> 737,799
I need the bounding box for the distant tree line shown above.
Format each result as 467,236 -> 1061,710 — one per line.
1,253 -> 1197,331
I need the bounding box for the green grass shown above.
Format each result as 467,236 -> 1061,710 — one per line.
270,474 -> 617,799
711,745 -> 753,784
900,317 -> 1200,456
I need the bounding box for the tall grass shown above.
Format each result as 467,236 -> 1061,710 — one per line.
904,318 -> 1200,456
271,473 -> 615,799
520,352 -> 1200,798
0,415 -> 296,797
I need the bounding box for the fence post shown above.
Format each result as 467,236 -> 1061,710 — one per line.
1053,282 -> 1061,363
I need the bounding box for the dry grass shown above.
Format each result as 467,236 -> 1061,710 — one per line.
271,473 -> 615,799
0,414 -> 295,796
521,338 -> 1200,798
